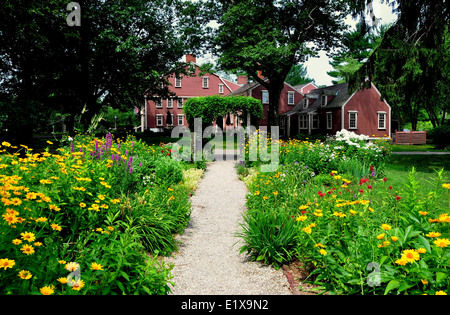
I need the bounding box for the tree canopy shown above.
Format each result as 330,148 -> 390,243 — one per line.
0,0 -> 188,140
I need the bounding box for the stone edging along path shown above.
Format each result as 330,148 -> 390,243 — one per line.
166,158 -> 292,295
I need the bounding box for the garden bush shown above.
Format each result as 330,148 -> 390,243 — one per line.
0,132 -> 197,295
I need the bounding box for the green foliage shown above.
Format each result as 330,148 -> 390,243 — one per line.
154,157 -> 184,186
183,95 -> 263,130
428,125 -> 450,149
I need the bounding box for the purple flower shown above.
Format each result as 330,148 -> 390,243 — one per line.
129,167 -> 133,174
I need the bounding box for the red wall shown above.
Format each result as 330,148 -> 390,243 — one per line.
146,66 -> 241,129
343,85 -> 390,138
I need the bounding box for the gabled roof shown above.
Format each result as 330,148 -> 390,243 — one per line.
297,82 -> 351,114
227,81 -> 261,96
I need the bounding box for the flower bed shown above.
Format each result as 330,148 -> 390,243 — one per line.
240,134 -> 449,295
0,133 -> 200,295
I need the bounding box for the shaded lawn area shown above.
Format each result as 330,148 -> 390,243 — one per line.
384,154 -> 450,194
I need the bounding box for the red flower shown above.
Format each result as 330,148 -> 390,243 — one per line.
367,185 -> 373,190
359,178 -> 369,185
383,177 -> 387,182
317,191 -> 325,197
395,195 -> 401,201
359,189 -> 364,193
301,210 -> 307,214
370,165 -> 374,172
161,150 -> 164,153
389,186 -> 393,190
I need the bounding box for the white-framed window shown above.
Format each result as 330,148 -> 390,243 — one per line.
326,112 -> 332,130
349,111 -> 358,129
321,95 -> 327,107
262,90 -> 269,104
311,114 -> 319,129
202,77 -> 209,88
167,98 -> 173,109
155,98 -> 162,109
280,117 -> 285,131
219,84 -> 224,94
177,98 -> 183,108
288,92 -> 295,105
299,115 -> 308,130
175,76 -> 181,88
156,114 -> 163,126
378,111 -> 386,129
303,98 -> 308,109
177,114 -> 184,126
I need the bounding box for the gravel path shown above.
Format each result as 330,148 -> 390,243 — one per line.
166,160 -> 291,295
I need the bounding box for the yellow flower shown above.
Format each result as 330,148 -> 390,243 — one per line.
49,204 -> 61,211
421,279 -> 428,285
442,183 -> 450,189
18,270 -> 32,280
2,212 -> 19,225
417,248 -> 427,254
296,215 -> 307,222
314,243 -> 325,248
0,258 -> 16,270
426,232 -> 442,238
395,258 -> 407,266
418,211 -> 428,216
319,249 -> 327,255
65,262 -> 80,272
91,262 -> 104,271
39,179 -> 52,184
433,238 -> 450,248
435,291 -> 447,295
302,226 -> 312,234
20,231 -> 36,243
79,202 -> 86,208
57,277 -> 68,284
391,236 -> 399,242
298,205 -> 309,210
46,141 -> 53,145
20,244 -> 35,255
273,191 -> 278,196
58,260 -> 66,265
401,249 -> 420,263
12,239 -> 22,245
40,285 -> 55,295
381,224 -> 392,231
376,234 -> 385,240
51,223 -> 62,231
71,279 -> 85,291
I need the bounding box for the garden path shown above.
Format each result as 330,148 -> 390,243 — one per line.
166,159 -> 291,295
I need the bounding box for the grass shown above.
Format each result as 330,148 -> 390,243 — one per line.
391,144 -> 450,152
384,154 -> 450,195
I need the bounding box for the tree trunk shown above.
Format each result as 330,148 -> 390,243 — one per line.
267,81 -> 285,127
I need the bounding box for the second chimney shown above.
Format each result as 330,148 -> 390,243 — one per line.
186,54 -> 196,63
237,75 -> 248,85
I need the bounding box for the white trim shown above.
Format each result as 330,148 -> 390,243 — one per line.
156,114 -> 163,127
371,82 -> 392,137
348,111 -> 358,129
167,98 -> 173,108
262,90 -> 269,104
321,95 -> 327,107
175,76 -> 181,88
177,114 -> 184,126
155,98 -> 162,109
202,76 -> 209,89
340,90 -> 357,130
218,84 -> 224,94
298,114 -> 308,130
378,112 -> 387,130
288,91 -> 295,105
326,112 -> 332,130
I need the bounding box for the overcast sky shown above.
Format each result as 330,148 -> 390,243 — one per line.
196,1 -> 398,87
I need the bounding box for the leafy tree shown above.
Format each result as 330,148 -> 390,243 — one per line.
348,0 -> 449,130
0,0 -> 187,140
205,0 -> 349,127
285,64 -> 313,87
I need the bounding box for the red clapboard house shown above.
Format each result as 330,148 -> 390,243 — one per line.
144,54 -> 241,132
228,76 -> 307,138
289,82 -> 391,139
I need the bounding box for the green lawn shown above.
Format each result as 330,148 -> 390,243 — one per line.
391,144 -> 450,152
384,154 -> 450,194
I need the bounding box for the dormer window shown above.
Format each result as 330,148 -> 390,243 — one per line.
303,98 -> 308,109
262,91 -> 269,104
321,95 -> 327,107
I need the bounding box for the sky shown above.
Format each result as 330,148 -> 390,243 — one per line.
196,1 -> 399,87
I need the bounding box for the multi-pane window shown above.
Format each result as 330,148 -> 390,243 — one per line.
177,114 -> 184,126
155,98 -> 162,109
321,95 -> 327,107
288,92 -> 295,105
219,84 -> 224,94
349,111 -> 358,129
177,98 -> 183,108
156,114 -> 163,126
262,91 -> 269,104
202,77 -> 209,88
378,112 -> 386,129
167,98 -> 173,108
326,112 -> 332,130
175,76 -> 181,88
299,115 -> 308,129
